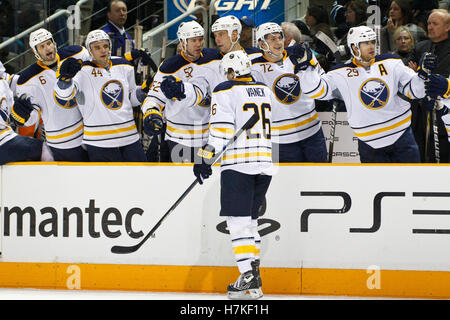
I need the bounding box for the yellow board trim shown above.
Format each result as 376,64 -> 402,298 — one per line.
1,262 -> 450,298
84,124 -> 136,136
353,115 -> 411,138
272,113 -> 319,131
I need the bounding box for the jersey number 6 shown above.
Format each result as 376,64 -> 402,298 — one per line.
243,102 -> 271,140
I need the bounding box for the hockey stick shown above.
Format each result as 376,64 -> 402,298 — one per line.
111,113 -> 260,254
314,31 -> 342,64
432,103 -> 440,163
328,100 -> 338,163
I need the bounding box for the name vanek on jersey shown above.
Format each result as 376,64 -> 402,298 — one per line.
142,47 -> 261,147
16,45 -> 90,149
54,57 -> 141,148
208,78 -> 274,176
251,48 -> 323,144
299,53 -> 426,148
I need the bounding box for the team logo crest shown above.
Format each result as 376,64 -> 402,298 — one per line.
101,80 -> 124,110
53,92 -> 77,109
359,78 -> 389,109
273,74 -> 301,104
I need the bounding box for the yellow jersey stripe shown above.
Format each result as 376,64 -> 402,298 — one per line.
84,124 -> 136,136
212,127 -> 235,134
166,125 -> 209,135
233,245 -> 256,255
46,123 -> 84,140
0,127 -> 12,135
310,85 -> 325,99
223,152 -> 272,161
272,113 -> 319,131
353,115 -> 411,138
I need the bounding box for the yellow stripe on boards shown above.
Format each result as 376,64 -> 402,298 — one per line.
46,124 -> 84,140
84,124 -> 136,136
353,115 -> 411,138
272,114 -> 319,131
1,262 -> 450,298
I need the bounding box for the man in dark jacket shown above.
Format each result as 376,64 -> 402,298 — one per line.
410,9 -> 450,162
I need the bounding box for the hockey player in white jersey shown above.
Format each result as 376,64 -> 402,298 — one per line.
250,22 -> 327,163
294,26 -> 430,163
193,51 -> 275,300
141,21 -> 217,163
0,76 -> 53,165
0,61 -> 18,95
54,30 -> 160,162
15,28 -> 91,161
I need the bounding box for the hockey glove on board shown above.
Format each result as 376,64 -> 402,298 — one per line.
193,145 -> 214,184
143,108 -> 163,136
161,75 -> 186,100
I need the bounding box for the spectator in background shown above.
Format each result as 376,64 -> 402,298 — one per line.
411,0 -> 439,32
392,26 -> 415,65
101,0 -> 134,56
330,2 -> 349,41
239,16 -> 255,48
305,5 -> 333,38
291,19 -> 313,45
281,22 -> 302,47
380,0 -> 427,54
409,8 -> 450,163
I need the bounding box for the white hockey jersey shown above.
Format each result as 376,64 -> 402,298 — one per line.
298,54 -> 426,148
0,78 -> 17,147
208,78 -> 274,175
142,47 -> 261,147
54,57 -> 141,148
251,48 -> 322,144
16,45 -> 90,149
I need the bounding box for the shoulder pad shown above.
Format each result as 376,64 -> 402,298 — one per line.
251,56 -> 268,64
329,60 -> 356,71
17,63 -> 45,85
111,57 -> 134,67
213,81 -> 235,93
244,47 -> 262,55
159,54 -> 191,74
375,53 -> 401,62
58,45 -> 85,60
196,48 -> 222,65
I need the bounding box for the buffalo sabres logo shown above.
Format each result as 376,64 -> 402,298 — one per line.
53,91 -> 77,109
101,80 -> 124,110
359,78 -> 389,109
273,74 -> 301,104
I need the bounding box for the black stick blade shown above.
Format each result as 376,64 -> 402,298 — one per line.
111,244 -> 141,254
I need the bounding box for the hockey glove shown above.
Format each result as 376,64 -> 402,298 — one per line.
161,75 -> 186,100
292,44 -> 316,73
193,144 -> 214,185
125,49 -> 157,70
10,96 -> 34,126
58,57 -> 82,82
418,53 -> 438,80
143,108 -> 163,136
141,74 -> 154,94
425,74 -> 450,99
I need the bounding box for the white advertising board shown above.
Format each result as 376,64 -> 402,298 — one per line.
1,164 -> 450,272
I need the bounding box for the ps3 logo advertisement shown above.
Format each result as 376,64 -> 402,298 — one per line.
300,191 -> 450,234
